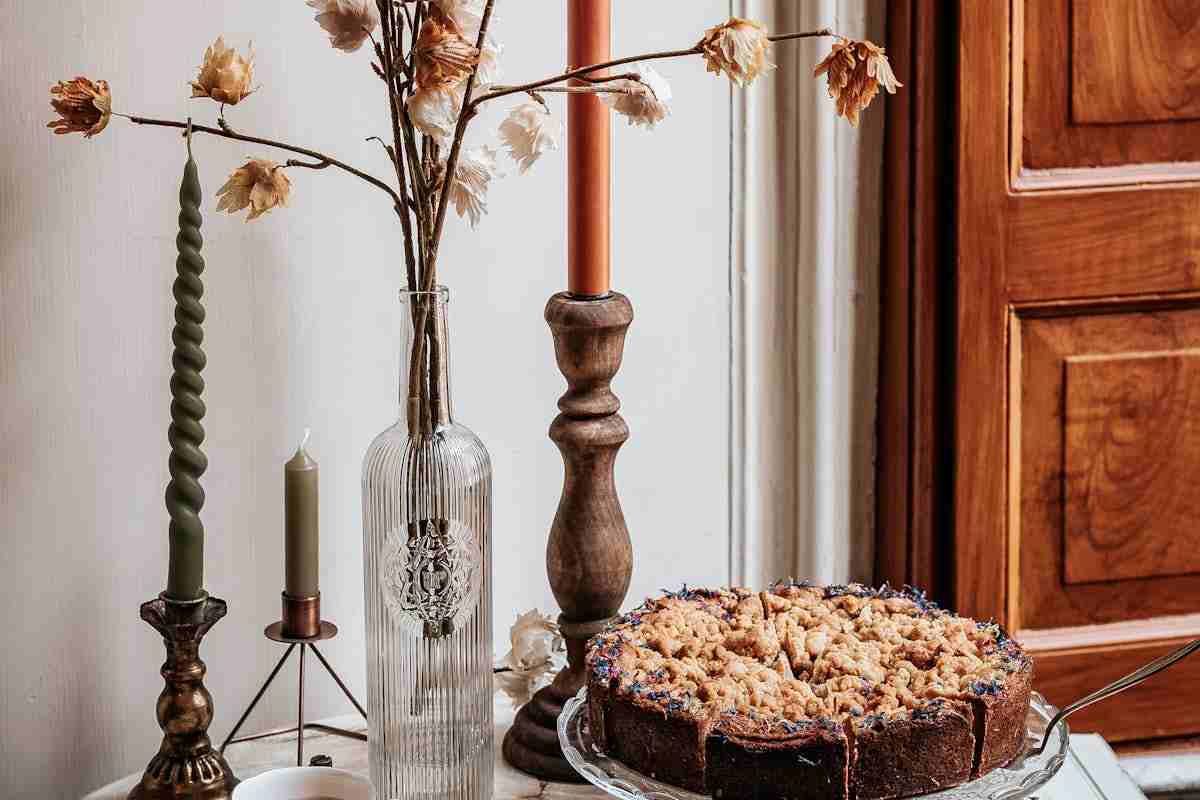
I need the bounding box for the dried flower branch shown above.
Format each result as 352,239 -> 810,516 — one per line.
47,77 -> 111,138
50,6 -> 899,438
189,37 -> 256,106
121,115 -> 403,210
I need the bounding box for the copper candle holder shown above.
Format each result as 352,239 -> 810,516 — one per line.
219,605 -> 366,768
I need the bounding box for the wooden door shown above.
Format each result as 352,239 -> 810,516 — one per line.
955,0 -> 1200,741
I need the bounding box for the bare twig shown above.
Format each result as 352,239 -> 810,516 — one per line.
470,28 -> 837,110
123,115 -> 403,208
285,157 -> 331,170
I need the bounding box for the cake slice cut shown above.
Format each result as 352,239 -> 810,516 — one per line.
850,699 -> 976,800
706,713 -> 849,800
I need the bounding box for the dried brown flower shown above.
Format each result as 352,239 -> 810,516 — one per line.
413,16 -> 479,91
307,0 -> 380,53
190,37 -> 256,106
216,159 -> 292,221
47,77 -> 112,138
813,37 -> 901,126
699,17 -> 776,88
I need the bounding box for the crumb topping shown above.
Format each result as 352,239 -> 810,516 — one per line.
588,583 -> 1030,729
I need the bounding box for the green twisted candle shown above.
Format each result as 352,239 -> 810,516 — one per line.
164,142 -> 208,601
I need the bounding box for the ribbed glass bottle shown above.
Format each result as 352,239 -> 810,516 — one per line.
362,287 -> 493,800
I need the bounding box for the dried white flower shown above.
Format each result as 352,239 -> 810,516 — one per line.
216,158 -> 292,221
190,37 -> 256,105
699,17 -> 776,88
306,0 -> 380,53
475,39 -> 503,86
446,145 -> 499,227
498,102 -> 562,173
603,62 -> 672,129
431,0 -> 486,40
406,84 -> 464,141
495,610 -> 565,708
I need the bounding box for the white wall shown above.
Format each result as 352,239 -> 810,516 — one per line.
0,3 -> 730,797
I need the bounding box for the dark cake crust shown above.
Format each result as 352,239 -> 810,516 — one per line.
585,584 -> 1033,799
706,715 -> 849,800
973,667 -> 1033,776
851,700 -> 975,800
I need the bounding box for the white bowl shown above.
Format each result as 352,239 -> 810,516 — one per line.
232,767 -> 370,800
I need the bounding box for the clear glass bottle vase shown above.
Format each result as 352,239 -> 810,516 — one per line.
362,286 -> 493,800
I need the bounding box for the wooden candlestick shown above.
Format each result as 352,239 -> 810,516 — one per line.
502,291 -> 634,782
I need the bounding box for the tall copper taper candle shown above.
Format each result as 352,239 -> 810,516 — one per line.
566,0 -> 612,297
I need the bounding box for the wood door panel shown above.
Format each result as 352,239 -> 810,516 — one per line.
1007,186 -> 1200,302
1072,0 -> 1200,125
1031,637 -> 1200,741
1023,0 -> 1200,171
1018,310 -> 1200,630
1064,350 -> 1200,583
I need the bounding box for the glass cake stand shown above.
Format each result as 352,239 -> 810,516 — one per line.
559,687 -> 1069,800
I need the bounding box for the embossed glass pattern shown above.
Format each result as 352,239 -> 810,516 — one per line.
363,287 -> 493,800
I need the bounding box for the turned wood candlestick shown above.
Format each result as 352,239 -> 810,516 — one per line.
502,291 -> 634,782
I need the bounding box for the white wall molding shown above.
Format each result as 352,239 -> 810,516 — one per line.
730,0 -> 885,587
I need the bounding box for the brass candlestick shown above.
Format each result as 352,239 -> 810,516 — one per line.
503,291 -> 634,781
128,593 -> 238,800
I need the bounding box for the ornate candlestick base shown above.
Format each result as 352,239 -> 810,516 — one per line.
128,593 -> 238,800
503,291 -> 634,782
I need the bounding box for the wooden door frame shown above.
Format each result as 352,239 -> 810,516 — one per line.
875,0 -> 960,607
878,0 -> 1013,623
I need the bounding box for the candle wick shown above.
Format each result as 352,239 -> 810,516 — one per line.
300,427 -> 311,451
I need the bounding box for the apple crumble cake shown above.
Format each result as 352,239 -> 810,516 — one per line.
585,583 -> 1032,800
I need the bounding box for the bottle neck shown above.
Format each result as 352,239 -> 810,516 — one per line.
400,291 -> 453,434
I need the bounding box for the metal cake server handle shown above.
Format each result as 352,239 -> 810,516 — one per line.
1029,637 -> 1200,757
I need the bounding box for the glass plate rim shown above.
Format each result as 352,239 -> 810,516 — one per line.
558,686 -> 1069,800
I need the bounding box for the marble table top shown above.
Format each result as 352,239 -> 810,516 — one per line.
84,698 -> 1147,800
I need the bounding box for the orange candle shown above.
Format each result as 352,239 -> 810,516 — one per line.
567,0 -> 611,297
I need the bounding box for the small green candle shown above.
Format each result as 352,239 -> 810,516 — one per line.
284,430 -> 319,598
164,133 -> 207,601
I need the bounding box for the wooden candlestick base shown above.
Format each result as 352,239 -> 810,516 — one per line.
503,291 -> 634,782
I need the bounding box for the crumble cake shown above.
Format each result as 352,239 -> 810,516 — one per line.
585,583 -> 1032,800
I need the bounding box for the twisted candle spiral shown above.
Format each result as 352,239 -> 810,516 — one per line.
164,149 -> 208,601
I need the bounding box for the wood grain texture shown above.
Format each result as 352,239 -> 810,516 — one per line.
954,0 -> 1010,622
1023,0 -> 1200,170
1017,311 -> 1200,629
1007,186 -> 1200,301
1064,350 -> 1200,583
1031,637 -> 1200,741
503,292 -> 634,782
877,0 -> 954,600
1072,0 -> 1200,124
